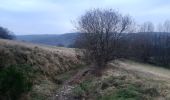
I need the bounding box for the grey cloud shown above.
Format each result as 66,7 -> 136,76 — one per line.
0,0 -> 169,35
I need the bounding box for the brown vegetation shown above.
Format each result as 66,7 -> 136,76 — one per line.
0,39 -> 85,100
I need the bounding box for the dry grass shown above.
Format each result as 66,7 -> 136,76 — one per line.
0,39 -> 85,100
112,60 -> 170,82
1,39 -> 170,100
109,60 -> 170,99
0,39 -> 84,75
52,60 -> 170,100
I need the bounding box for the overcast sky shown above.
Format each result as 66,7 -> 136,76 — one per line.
0,0 -> 170,35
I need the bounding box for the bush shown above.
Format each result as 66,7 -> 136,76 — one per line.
0,26 -> 15,40
72,80 -> 93,98
0,65 -> 33,100
72,85 -> 85,98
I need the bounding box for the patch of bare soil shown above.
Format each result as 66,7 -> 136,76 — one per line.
53,66 -> 93,100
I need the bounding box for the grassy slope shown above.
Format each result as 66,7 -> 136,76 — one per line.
0,39 -> 84,74
0,39 -> 85,100
1,39 -> 170,100
53,60 -> 170,100
113,60 -> 170,81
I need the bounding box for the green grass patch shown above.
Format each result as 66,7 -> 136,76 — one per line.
0,65 -> 34,100
99,84 -> 143,100
55,64 -> 86,83
72,80 -> 94,98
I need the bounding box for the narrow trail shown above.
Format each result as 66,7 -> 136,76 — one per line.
53,67 -> 92,100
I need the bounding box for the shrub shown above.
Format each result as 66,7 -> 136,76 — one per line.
79,80 -> 92,92
0,65 -> 33,100
0,26 -> 15,40
72,80 -> 93,98
99,85 -> 143,100
72,85 -> 85,98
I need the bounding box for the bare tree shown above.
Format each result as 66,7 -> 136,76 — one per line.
75,8 -> 133,68
0,26 -> 15,40
156,20 -> 170,33
157,23 -> 164,32
163,20 -> 170,32
139,21 -> 155,32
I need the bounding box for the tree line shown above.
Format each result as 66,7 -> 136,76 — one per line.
117,32 -> 170,67
74,8 -> 170,70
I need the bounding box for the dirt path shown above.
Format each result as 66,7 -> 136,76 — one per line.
53,67 -> 92,100
112,60 -> 170,81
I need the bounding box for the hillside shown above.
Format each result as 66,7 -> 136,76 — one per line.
1,39 -> 170,100
0,39 -> 84,100
0,39 -> 84,72
16,33 -> 78,47
52,60 -> 170,100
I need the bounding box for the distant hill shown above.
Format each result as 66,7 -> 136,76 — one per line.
17,32 -> 170,47
16,33 -> 78,47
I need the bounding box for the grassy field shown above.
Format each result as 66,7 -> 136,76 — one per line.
1,39 -> 170,100
113,60 -> 170,81
53,60 -> 170,100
